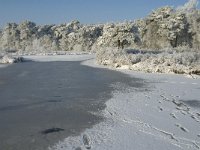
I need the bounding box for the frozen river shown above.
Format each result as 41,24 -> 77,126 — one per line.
0,60 -> 144,150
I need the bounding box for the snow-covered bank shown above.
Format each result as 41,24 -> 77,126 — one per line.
23,53 -> 94,62
50,59 -> 200,150
96,48 -> 200,76
0,53 -> 94,70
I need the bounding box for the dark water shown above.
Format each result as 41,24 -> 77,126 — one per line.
0,61 -> 145,150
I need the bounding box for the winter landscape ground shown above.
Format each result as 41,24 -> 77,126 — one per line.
51,57 -> 200,150
0,0 -> 200,150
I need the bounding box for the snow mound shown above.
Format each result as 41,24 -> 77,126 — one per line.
0,55 -> 24,64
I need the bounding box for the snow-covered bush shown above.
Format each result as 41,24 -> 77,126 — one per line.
0,55 -> 24,64
96,47 -> 132,67
96,47 -> 200,75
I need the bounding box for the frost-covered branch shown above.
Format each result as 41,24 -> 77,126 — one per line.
177,0 -> 198,13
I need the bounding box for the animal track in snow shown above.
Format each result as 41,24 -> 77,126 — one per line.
158,106 -> 163,111
191,115 -> 200,123
175,124 -> 189,133
75,147 -> 82,150
160,94 -> 170,101
170,113 -> 177,119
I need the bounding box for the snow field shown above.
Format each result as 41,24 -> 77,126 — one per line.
50,58 -> 200,150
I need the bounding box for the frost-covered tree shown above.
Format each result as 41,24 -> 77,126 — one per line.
182,0 -> 200,49
17,21 -> 38,51
177,0 -> 198,13
140,6 -> 193,49
58,20 -> 82,50
96,22 -> 141,49
0,23 -> 20,50
58,21 -> 102,51
0,0 -> 200,53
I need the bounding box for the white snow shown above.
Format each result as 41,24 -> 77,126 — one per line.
0,53 -> 93,68
50,58 -> 200,150
0,55 -> 24,64
96,48 -> 200,75
22,53 -> 94,62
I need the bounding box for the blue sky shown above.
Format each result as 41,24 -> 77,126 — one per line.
0,0 -> 194,27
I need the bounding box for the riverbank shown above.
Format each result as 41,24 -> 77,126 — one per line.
51,58 -> 200,150
96,48 -> 200,76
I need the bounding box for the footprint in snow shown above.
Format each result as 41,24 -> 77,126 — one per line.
170,113 -> 177,119
75,147 -> 84,150
175,124 -> 189,133
75,147 -> 82,150
83,134 -> 91,149
158,106 -> 163,111
191,115 -> 200,122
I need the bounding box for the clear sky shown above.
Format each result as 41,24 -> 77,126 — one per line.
0,0 -> 196,27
